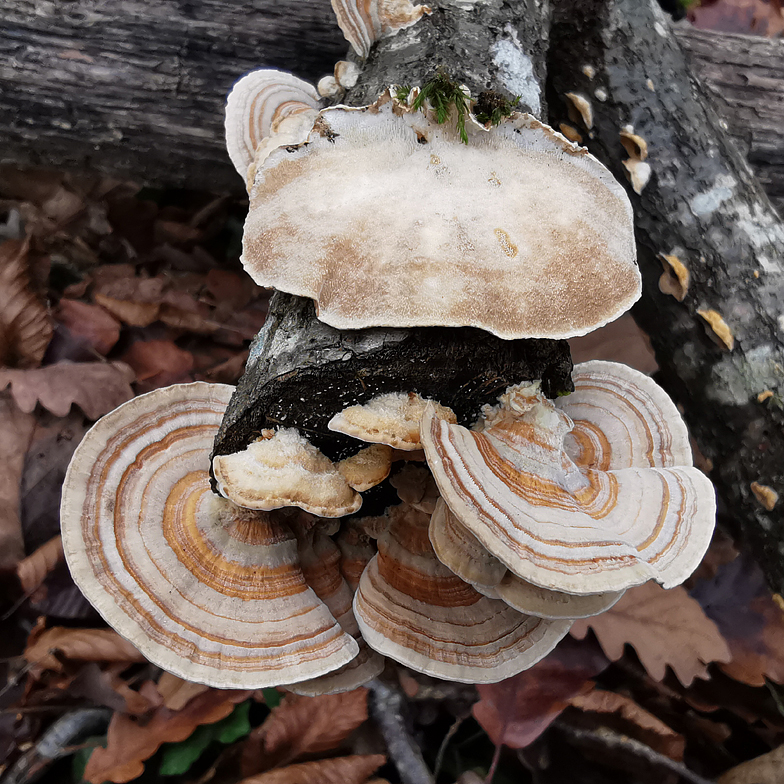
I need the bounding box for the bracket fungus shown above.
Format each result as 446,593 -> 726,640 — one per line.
212,428 -> 363,517
60,383 -> 361,688
353,497 -> 572,683
422,361 -> 716,597
328,392 -> 457,451
225,69 -> 320,184
331,0 -> 433,59
234,89 -> 641,340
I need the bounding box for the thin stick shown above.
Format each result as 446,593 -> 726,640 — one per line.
368,680 -> 434,784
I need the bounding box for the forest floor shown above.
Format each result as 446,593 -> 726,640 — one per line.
2,3 -> 784,783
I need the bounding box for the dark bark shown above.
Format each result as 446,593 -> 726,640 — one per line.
674,26 -> 784,216
211,0 -> 576,472
213,295 -> 573,462
0,0 -> 346,192
548,0 -> 784,591
1,0 -> 782,212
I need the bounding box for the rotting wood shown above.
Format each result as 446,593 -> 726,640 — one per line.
0,0 -> 782,213
548,0 -> 784,593
211,0 -> 575,484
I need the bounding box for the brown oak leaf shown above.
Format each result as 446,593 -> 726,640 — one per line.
85,688 -> 250,783
0,361 -> 135,419
692,556 -> 784,686
24,626 -> 145,672
16,535 -> 64,595
156,671 -> 210,711
120,339 -> 194,391
0,395 -> 35,568
571,582 -> 731,686
241,689 -> 370,776
0,239 -> 53,368
240,754 -> 386,784
54,298 -> 121,355
568,690 -> 685,761
473,636 -> 609,749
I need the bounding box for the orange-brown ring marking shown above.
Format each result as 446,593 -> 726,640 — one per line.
82,405 -> 344,667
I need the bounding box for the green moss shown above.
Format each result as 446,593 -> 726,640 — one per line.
473,90 -> 520,127
395,84 -> 412,103
410,72 -> 472,143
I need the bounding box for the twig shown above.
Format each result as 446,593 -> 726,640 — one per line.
434,715 -> 465,779
556,721 -> 716,784
368,680 -> 434,784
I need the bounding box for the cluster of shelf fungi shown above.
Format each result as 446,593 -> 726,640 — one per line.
59,1 -> 717,694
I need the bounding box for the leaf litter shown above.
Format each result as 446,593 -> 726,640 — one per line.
2,162 -> 784,784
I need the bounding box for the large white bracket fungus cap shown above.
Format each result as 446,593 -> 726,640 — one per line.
241,93 -> 641,340
353,501 -> 572,683
421,362 -> 716,596
225,69 -> 320,182
331,0 -> 432,59
60,383 -> 358,688
212,428 -> 363,517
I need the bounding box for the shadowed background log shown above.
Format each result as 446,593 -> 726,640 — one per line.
0,0 -> 782,214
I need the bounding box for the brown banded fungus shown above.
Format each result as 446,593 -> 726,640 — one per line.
422,361 -> 716,597
235,89 -> 641,340
353,498 -> 572,683
60,383 -> 360,688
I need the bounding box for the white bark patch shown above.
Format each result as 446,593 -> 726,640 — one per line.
490,38 -> 541,115
706,346 -> 784,406
689,175 -> 737,217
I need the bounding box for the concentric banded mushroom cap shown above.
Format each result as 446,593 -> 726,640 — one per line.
421,363 -> 716,596
287,521 -> 384,696
225,69 -> 320,182
61,383 -> 358,688
331,0 -> 433,59
212,428 -> 362,517
353,502 -> 572,683
429,499 -> 621,618
241,95 -> 641,340
329,392 -> 457,451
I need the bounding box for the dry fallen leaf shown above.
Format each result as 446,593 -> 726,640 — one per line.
85,688 -> 250,784
472,637 -> 609,749
568,690 -> 685,761
94,292 -> 161,327
24,626 -> 146,672
240,754 -> 386,784
0,238 -> 53,368
17,535 -> 64,595
692,556 -> 784,686
68,663 -> 153,715
242,689 -> 370,776
120,339 -> 194,391
156,671 -> 210,711
0,361 -> 135,419
719,744 -> 784,784
54,298 -> 121,355
571,582 -> 732,687
0,395 -> 35,568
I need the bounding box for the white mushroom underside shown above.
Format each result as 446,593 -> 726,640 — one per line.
243,104 -> 640,339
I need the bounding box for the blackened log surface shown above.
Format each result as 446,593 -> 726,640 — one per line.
212,0 -> 576,470
0,0 -> 346,192
548,0 -> 784,591
675,27 -> 784,217
213,294 -> 573,462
